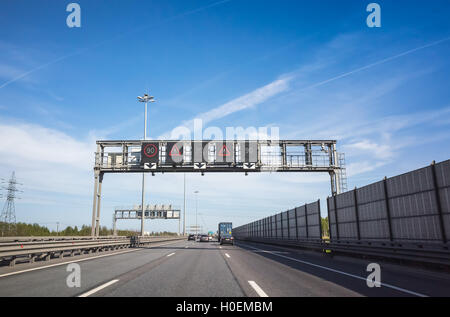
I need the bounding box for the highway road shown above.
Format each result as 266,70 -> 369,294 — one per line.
0,239 -> 449,297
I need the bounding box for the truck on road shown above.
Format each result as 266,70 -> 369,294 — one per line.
218,222 -> 233,245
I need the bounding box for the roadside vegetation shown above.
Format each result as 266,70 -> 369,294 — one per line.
321,217 -> 330,240
0,222 -> 178,237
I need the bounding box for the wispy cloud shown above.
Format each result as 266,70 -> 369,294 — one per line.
334,107 -> 450,178
281,36 -> 450,101
329,106 -> 450,141
196,78 -> 291,124
160,76 -> 292,138
344,140 -> 394,160
346,161 -> 389,177
0,121 -> 94,171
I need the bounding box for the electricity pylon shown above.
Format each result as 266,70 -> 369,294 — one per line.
0,172 -> 22,236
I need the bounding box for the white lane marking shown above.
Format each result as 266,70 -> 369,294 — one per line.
219,246 -> 222,249
78,279 -> 119,297
240,243 -> 427,298
254,250 -> 290,255
0,249 -> 138,278
167,252 -> 175,257
225,253 -> 230,258
0,240 -> 183,279
248,281 -> 268,297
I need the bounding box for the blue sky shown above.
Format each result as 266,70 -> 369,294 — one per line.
0,0 -> 449,233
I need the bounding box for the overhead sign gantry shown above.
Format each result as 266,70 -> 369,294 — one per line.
91,139 -> 346,236
113,204 -> 180,236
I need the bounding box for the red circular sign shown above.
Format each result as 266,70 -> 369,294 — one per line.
143,144 -> 158,158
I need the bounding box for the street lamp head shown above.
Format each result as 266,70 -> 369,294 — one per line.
137,94 -> 155,103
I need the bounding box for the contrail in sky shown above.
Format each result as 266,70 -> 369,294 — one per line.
0,0 -> 232,90
297,36 -> 450,92
0,49 -> 88,89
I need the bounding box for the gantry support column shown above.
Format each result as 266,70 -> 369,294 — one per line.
330,144 -> 341,195
91,171 -> 100,237
141,173 -> 146,237
113,213 -> 117,236
95,172 -> 104,237
91,144 -> 102,237
329,171 -> 336,195
329,170 -> 342,195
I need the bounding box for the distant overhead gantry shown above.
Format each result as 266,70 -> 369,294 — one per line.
91,139 -> 347,237
113,204 -> 180,236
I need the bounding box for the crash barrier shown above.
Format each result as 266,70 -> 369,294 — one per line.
0,236 -> 185,267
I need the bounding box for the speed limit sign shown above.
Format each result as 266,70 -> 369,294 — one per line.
141,143 -> 159,164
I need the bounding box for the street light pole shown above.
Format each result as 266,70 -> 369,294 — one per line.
194,190 -> 199,236
183,173 -> 186,236
137,93 -> 155,237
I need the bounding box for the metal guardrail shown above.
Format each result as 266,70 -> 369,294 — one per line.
0,236 -> 185,267
0,235 -> 129,243
237,237 -> 450,267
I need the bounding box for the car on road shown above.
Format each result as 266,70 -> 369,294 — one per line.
199,234 -> 209,242
208,236 -> 213,242
187,234 -> 195,241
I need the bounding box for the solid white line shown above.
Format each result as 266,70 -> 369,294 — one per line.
78,279 -> 119,297
225,253 -> 230,258
0,249 -> 138,278
0,240 -> 182,279
248,281 -> 268,297
167,252 -> 175,257
240,243 -> 427,298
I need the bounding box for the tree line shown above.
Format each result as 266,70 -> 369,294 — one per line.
0,222 -> 178,237
321,217 -> 329,239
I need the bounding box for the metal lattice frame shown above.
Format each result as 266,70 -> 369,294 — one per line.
0,172 -> 21,236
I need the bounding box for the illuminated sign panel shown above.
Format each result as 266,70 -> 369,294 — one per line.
166,141 -> 191,164
142,141 -> 259,166
141,143 -> 159,164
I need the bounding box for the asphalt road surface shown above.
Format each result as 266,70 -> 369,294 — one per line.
0,239 -> 449,297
